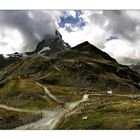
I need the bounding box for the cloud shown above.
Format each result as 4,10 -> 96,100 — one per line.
103,39 -> 136,64
106,36 -> 119,41
0,27 -> 24,54
58,10 -> 86,32
58,11 -> 108,49
80,11 -> 140,41
59,23 -> 107,49
59,10 -> 140,64
0,11 -> 62,54
0,10 -> 140,65
102,11 -> 140,42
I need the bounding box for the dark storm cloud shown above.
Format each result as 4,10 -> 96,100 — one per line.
1,10 -> 140,65
89,11 -> 140,42
0,11 -> 57,52
103,11 -> 140,41
80,10 -> 140,64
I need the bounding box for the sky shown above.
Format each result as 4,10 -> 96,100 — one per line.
0,10 -> 140,65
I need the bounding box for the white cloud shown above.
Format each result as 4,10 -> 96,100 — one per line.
59,11 -> 140,64
59,22 -> 107,49
58,10 -> 110,49
0,10 -> 140,65
0,11 -> 62,54
66,11 -> 76,18
103,39 -> 136,63
61,11 -> 77,18
0,27 -> 24,54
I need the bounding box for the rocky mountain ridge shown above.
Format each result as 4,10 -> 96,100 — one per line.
0,30 -> 70,70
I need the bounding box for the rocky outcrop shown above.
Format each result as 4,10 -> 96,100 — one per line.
26,30 -> 70,56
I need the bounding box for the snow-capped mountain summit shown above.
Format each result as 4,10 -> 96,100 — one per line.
0,30 -> 70,69
26,30 -> 71,55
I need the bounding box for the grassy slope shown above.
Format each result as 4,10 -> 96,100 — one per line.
0,108 -> 42,129
0,50 -> 140,129
0,79 -> 60,110
57,95 -> 140,129
0,51 -> 139,94
0,51 -> 139,112
0,78 -> 82,109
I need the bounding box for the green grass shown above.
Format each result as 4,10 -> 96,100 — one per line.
57,95 -> 140,130
46,84 -> 82,102
0,79 -> 44,95
0,78 -> 83,109
0,51 -> 139,94
0,48 -> 140,130
0,108 -> 42,129
0,79 -> 60,109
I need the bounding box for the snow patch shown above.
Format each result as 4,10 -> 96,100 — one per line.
82,116 -> 88,120
82,94 -> 89,101
38,46 -> 51,54
107,90 -> 113,94
40,46 -> 51,53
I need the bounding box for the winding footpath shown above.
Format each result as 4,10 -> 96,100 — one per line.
0,82 -> 140,130
14,83 -> 89,130
36,82 -> 65,104
2,81 -> 138,130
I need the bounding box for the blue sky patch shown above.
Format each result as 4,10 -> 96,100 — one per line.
58,10 -> 86,32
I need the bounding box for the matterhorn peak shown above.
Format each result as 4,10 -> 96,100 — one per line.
26,30 -> 71,56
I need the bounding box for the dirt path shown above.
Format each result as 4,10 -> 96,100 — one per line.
14,83 -> 139,130
1,80 -> 139,130
36,82 -> 65,104
15,94 -> 89,130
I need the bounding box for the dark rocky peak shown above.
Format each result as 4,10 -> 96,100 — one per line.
26,30 -> 71,56
55,30 -> 62,39
72,41 -> 117,63
71,41 -> 93,51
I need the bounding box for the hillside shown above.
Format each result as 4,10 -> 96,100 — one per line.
130,62 -> 140,74
0,39 -> 140,129
0,41 -> 140,94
